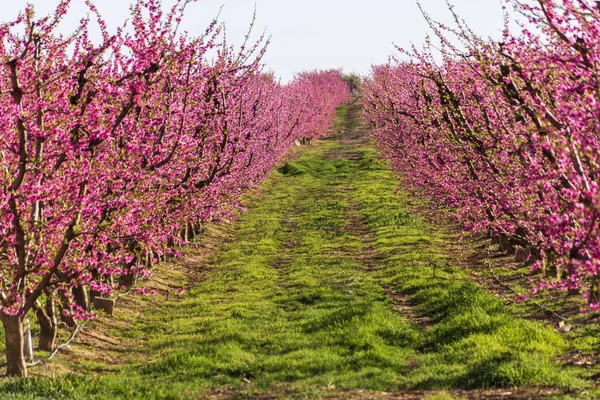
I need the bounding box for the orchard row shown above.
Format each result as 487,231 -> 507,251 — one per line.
363,1 -> 600,310
0,0 -> 350,376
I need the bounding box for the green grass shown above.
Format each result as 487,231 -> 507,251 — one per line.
0,105 -> 594,399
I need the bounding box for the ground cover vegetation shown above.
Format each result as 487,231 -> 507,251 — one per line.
1,105 -> 597,399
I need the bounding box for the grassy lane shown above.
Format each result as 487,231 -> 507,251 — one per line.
0,105 -> 594,399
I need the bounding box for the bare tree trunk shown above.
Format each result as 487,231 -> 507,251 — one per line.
120,272 -> 135,289
140,250 -> 151,269
119,256 -> 138,289
1,315 -> 27,377
72,285 -> 89,311
181,225 -> 188,242
166,237 -> 175,248
186,223 -> 194,241
151,250 -> 161,265
36,297 -> 57,351
193,223 -> 203,237
59,290 -> 76,328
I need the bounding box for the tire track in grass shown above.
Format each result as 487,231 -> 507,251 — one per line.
344,199 -> 430,330
328,103 -> 430,329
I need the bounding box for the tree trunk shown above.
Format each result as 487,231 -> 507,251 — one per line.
120,273 -> 135,288
193,223 -> 203,237
119,256 -> 138,289
72,285 -> 89,311
36,297 -> 57,351
152,250 -> 161,265
142,251 -> 152,269
59,291 -> 77,328
181,225 -> 188,242
186,223 -> 194,241
499,234 -> 516,255
2,315 -> 27,377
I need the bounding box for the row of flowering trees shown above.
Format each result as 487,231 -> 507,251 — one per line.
0,0 -> 350,376
363,0 -> 600,310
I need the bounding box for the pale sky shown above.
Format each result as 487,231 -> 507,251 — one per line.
3,0 -> 507,82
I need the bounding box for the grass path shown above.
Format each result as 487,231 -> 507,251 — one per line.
1,105 -> 596,399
